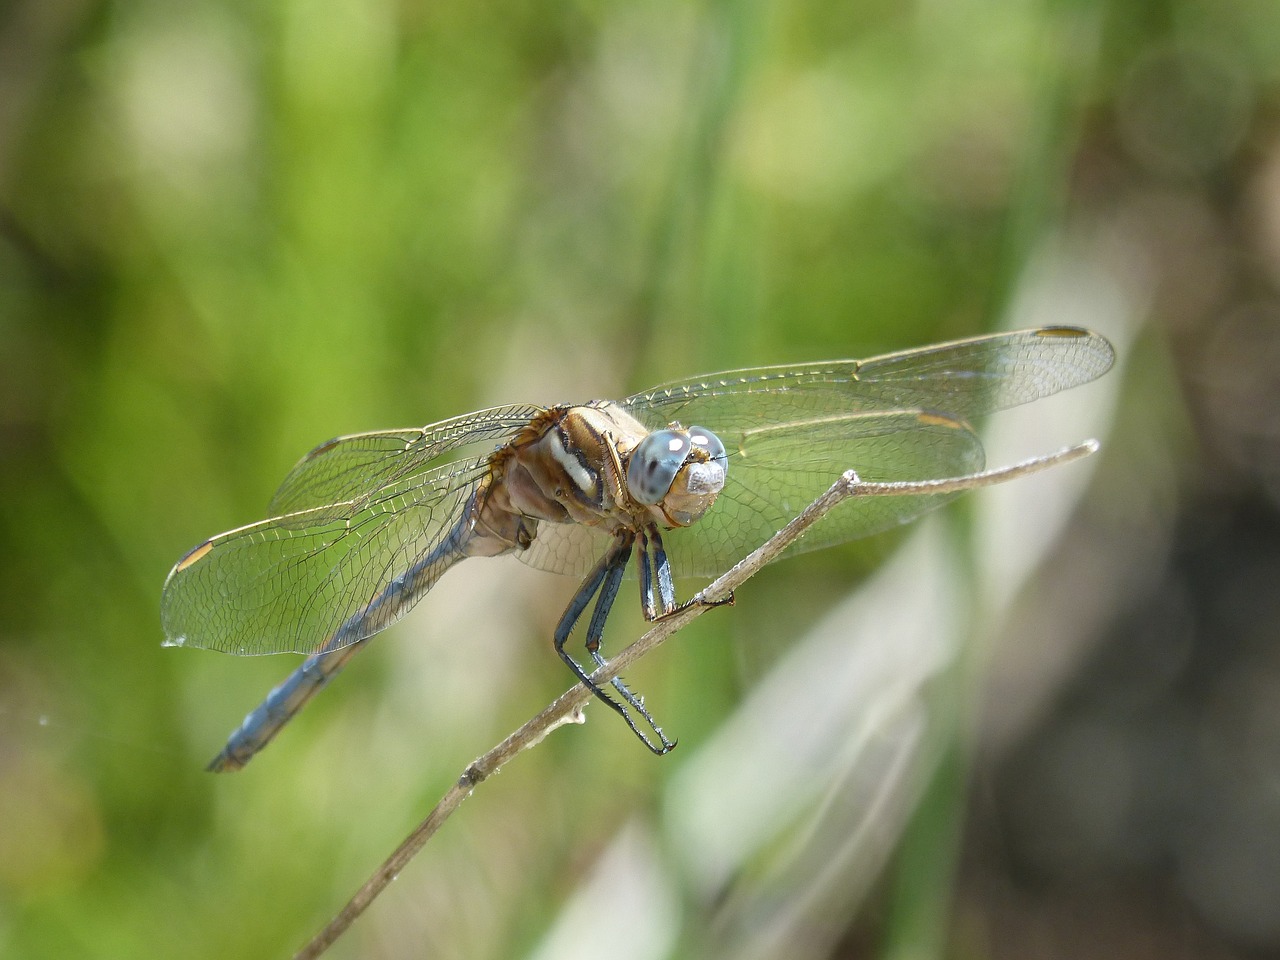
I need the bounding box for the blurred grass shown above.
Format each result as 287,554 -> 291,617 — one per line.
2,0 -> 1277,958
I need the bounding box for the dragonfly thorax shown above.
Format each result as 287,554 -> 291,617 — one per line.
488,404 -> 728,538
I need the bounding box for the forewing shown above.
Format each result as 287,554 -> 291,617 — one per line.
519,410 -> 985,580
665,410 -> 984,576
268,404 -> 543,517
619,327 -> 1114,432
228,329 -> 1111,593
162,453 -> 495,656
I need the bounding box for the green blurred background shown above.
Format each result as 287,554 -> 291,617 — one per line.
4,1 -> 1280,958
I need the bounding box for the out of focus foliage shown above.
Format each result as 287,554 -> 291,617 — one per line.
2,1 -> 1280,958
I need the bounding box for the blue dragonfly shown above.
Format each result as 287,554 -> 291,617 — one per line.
161,326 -> 1114,770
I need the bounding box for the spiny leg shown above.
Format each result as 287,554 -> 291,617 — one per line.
639,525 -> 735,623
554,531 -> 673,754
637,527 -> 658,621
552,535 -> 643,725
584,539 -> 675,754
637,527 -> 677,619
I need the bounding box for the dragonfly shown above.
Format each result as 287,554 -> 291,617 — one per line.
162,326 -> 1114,771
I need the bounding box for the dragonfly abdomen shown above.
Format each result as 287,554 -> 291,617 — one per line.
207,493 -> 515,771
207,646 -> 357,771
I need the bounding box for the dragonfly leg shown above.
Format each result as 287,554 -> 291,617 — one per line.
637,526 -> 679,619
637,525 -> 733,622
585,542 -> 676,754
637,527 -> 737,624
670,591 -> 735,617
636,528 -> 658,621
555,531 -> 675,754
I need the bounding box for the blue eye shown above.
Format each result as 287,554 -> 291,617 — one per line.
627,430 -> 691,505
626,426 -> 728,509
687,426 -> 725,465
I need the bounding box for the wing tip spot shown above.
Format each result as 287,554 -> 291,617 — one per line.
1035,325 -> 1090,339
916,411 -> 971,431
175,540 -> 214,572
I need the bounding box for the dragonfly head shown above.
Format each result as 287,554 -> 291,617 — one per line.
626,425 -> 727,527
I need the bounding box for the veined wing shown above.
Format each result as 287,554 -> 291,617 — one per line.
672,408 -> 984,574
268,404 -> 543,517
162,453 -> 495,655
160,405 -> 542,656
523,328 -> 1112,579
520,409 -> 985,579
619,327 -> 1114,432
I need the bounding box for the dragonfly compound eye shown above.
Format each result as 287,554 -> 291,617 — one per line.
687,425 -> 726,467
626,425 -> 728,526
627,429 -> 691,505
664,425 -> 727,525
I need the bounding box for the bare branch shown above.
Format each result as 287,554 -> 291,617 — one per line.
293,440 -> 1098,960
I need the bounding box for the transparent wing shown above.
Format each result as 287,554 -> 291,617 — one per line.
164,328 -> 1113,651
673,409 -> 984,574
159,406 -> 542,656
162,455 -> 495,656
520,410 -> 984,578
620,326 -> 1114,430
521,327 -> 1112,579
267,404 -> 543,516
